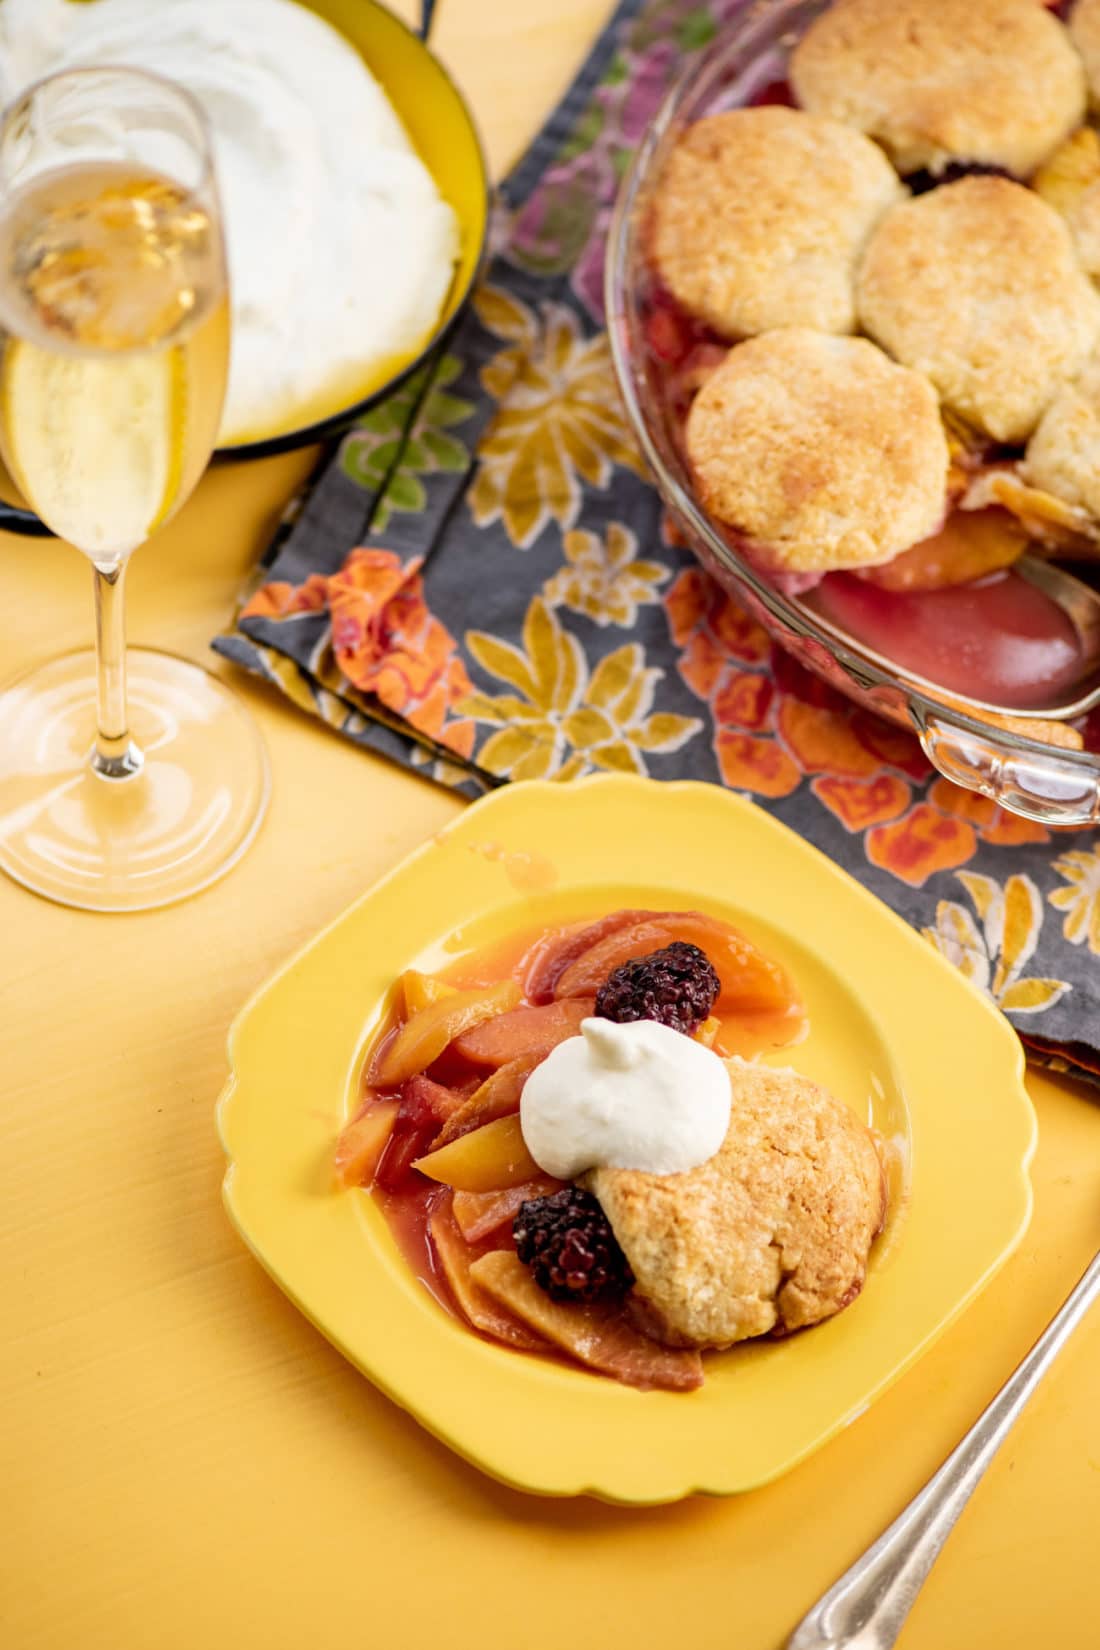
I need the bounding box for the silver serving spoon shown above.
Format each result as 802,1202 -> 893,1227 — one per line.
802,556 -> 1100,722
787,1247 -> 1100,1650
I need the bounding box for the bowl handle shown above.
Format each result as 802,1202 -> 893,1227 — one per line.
920,710 -> 1100,827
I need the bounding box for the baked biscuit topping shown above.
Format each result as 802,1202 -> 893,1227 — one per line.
857,176 -> 1100,443
589,1061 -> 886,1349
1025,352 -> 1100,520
684,329 -> 949,574
648,106 -> 902,338
791,0 -> 1085,177
1034,126 -> 1100,279
1071,0 -> 1100,111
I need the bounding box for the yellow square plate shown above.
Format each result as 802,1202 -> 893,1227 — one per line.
217,776 -> 1035,1503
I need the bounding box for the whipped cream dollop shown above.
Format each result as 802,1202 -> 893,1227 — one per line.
519,1018 -> 732,1180
0,0 -> 459,444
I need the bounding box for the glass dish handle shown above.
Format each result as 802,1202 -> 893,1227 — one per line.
919,710 -> 1100,827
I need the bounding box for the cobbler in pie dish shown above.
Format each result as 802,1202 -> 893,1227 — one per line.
334,908 -> 888,1392
637,0 -> 1100,748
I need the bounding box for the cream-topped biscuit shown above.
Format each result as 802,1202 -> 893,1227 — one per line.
648,106 -> 903,338
590,1062 -> 886,1350
684,328 -> 948,575
857,176 -> 1100,443
791,0 -> 1085,178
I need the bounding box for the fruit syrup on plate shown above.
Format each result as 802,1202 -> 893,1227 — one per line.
638,75 -> 1100,746
333,909 -> 804,1392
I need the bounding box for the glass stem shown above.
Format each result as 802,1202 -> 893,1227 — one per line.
91,559 -> 143,780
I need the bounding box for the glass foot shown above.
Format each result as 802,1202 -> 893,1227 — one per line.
0,648 -> 269,911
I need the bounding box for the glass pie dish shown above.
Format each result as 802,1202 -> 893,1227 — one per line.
605,0 -> 1100,826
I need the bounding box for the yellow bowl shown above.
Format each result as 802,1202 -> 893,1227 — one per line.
222,0 -> 489,457
0,0 -> 489,529
217,775 -> 1036,1503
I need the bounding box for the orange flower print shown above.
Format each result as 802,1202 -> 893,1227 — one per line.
676,631 -> 735,701
663,568 -> 769,660
242,573 -> 329,620
813,774 -> 912,831
866,804 -> 978,887
849,712 -> 931,781
715,730 -> 801,797
927,778 -> 1050,846
776,701 -> 881,778
244,548 -> 475,759
327,550 -> 475,757
712,671 -> 773,730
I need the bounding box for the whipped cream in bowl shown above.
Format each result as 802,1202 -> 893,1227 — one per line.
0,0 -> 465,448
519,1017 -> 732,1180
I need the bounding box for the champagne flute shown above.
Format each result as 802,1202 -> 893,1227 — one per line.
0,67 -> 268,911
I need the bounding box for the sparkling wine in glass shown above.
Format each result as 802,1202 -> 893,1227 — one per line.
0,68 -> 268,911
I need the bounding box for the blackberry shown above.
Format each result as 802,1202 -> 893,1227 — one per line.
906,161 -> 1014,196
594,940 -> 720,1035
513,1186 -> 634,1304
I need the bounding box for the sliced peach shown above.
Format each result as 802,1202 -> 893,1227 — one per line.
452,1176 -> 563,1244
429,1204 -> 546,1351
400,968 -> 455,1015
522,909 -> 666,1002
469,1251 -> 704,1392
374,979 -> 522,1087
413,1113 -> 541,1192
452,998 -> 593,1068
554,911 -> 794,1015
374,1082 -> 442,1193
432,1052 -> 543,1150
860,507 -> 1027,593
333,1099 -> 399,1189
695,1016 -> 720,1049
403,1074 -> 466,1127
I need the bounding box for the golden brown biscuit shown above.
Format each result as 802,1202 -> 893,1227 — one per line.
791,0 -> 1084,178
684,328 -> 948,575
857,177 -> 1100,443
1025,353 -> 1100,518
1034,127 -> 1100,279
648,107 -> 903,337
1071,0 -> 1100,109
589,1061 -> 886,1350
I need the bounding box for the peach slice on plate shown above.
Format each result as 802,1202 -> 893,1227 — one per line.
429,1204 -> 546,1352
333,1098 -> 399,1189
400,968 -> 455,1015
469,1250 -> 703,1392
431,1052 -> 544,1149
554,911 -> 793,1014
452,1176 -> 563,1244
452,998 -> 593,1067
374,979 -> 521,1086
414,1113 -> 542,1192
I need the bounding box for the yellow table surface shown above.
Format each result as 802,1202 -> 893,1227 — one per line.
3,5 -> 1100,1647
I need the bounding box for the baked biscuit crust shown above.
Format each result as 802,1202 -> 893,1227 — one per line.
791,0 -> 1085,178
590,1061 -> 886,1350
1071,0 -> 1100,110
1025,353 -> 1100,519
684,328 -> 948,574
648,107 -> 902,338
857,177 -> 1100,443
1034,127 -> 1100,280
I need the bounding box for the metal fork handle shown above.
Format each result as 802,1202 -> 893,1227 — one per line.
788,1248 -> 1100,1650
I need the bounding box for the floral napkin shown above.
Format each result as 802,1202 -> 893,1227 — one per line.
215,0 -> 1100,1082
